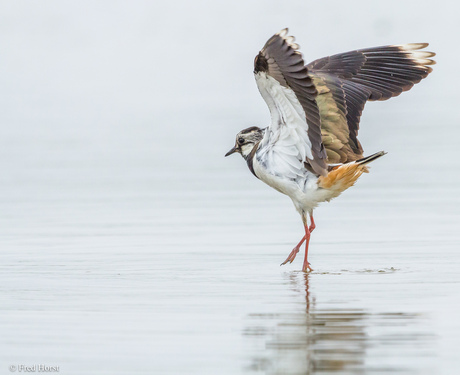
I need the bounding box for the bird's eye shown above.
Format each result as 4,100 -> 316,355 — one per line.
238,138 -> 244,144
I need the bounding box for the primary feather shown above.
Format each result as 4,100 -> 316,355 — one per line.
308,43 -> 435,163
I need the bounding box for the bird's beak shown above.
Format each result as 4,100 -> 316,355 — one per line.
225,146 -> 238,157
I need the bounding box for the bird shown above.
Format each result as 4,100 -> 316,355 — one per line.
225,28 -> 435,272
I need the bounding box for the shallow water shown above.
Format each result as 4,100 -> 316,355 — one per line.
1,113 -> 459,374
1,1 -> 460,374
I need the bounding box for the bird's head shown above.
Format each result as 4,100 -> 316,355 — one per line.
225,126 -> 264,159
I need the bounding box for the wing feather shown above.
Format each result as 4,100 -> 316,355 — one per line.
252,31 -> 435,169
254,29 -> 327,177
307,43 -> 435,163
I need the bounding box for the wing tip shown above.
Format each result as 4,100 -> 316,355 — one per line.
396,43 -> 436,65
277,28 -> 289,37
275,27 -> 300,52
397,42 -> 429,50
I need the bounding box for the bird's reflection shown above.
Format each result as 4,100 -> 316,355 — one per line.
244,272 -> 432,374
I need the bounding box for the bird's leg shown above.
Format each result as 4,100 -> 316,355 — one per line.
280,213 -> 316,267
309,214 -> 316,233
280,235 -> 306,265
302,214 -> 314,272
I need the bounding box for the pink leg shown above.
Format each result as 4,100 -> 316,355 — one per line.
280,213 -> 316,269
280,235 -> 306,265
302,222 -> 313,272
309,215 -> 316,233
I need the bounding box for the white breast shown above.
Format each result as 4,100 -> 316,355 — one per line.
252,156 -> 328,214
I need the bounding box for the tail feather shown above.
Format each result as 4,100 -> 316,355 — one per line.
318,151 -> 386,196
356,151 -> 387,165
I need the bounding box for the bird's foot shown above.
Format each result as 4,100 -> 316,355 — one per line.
302,261 -> 313,273
280,247 -> 300,266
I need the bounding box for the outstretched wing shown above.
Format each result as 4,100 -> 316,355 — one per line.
307,44 -> 436,163
254,28 -> 327,177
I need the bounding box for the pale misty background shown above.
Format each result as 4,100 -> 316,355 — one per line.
1,1 -> 459,374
